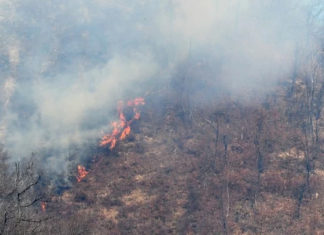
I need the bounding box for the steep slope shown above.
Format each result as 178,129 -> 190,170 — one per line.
44,82 -> 324,234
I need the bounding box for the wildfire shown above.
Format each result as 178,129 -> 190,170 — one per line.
41,202 -> 46,212
74,98 -> 144,183
76,165 -> 89,182
99,97 -> 145,149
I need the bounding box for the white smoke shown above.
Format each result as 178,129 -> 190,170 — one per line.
0,0 -> 321,170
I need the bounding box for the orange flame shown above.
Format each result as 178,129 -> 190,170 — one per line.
76,165 -> 89,182
99,121 -> 120,149
41,202 -> 46,212
109,138 -> 117,149
99,97 -> 145,149
120,126 -> 131,140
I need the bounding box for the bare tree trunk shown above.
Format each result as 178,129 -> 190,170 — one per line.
220,135 -> 229,235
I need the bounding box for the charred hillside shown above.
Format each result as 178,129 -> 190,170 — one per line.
38,75 -> 324,234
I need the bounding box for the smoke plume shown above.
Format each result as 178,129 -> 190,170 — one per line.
0,0 -> 320,172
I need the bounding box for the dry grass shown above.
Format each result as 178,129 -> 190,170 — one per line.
122,189 -> 156,206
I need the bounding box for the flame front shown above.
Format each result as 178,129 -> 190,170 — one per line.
99,97 -> 145,149
76,165 -> 89,182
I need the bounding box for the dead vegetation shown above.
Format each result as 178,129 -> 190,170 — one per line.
34,72 -> 324,234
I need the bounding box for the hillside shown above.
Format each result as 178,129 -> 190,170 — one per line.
41,79 -> 324,234
0,1 -> 323,234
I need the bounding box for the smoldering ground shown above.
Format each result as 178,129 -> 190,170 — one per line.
0,0 -> 321,175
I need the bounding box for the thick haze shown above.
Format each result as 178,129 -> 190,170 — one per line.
0,0 -> 320,171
